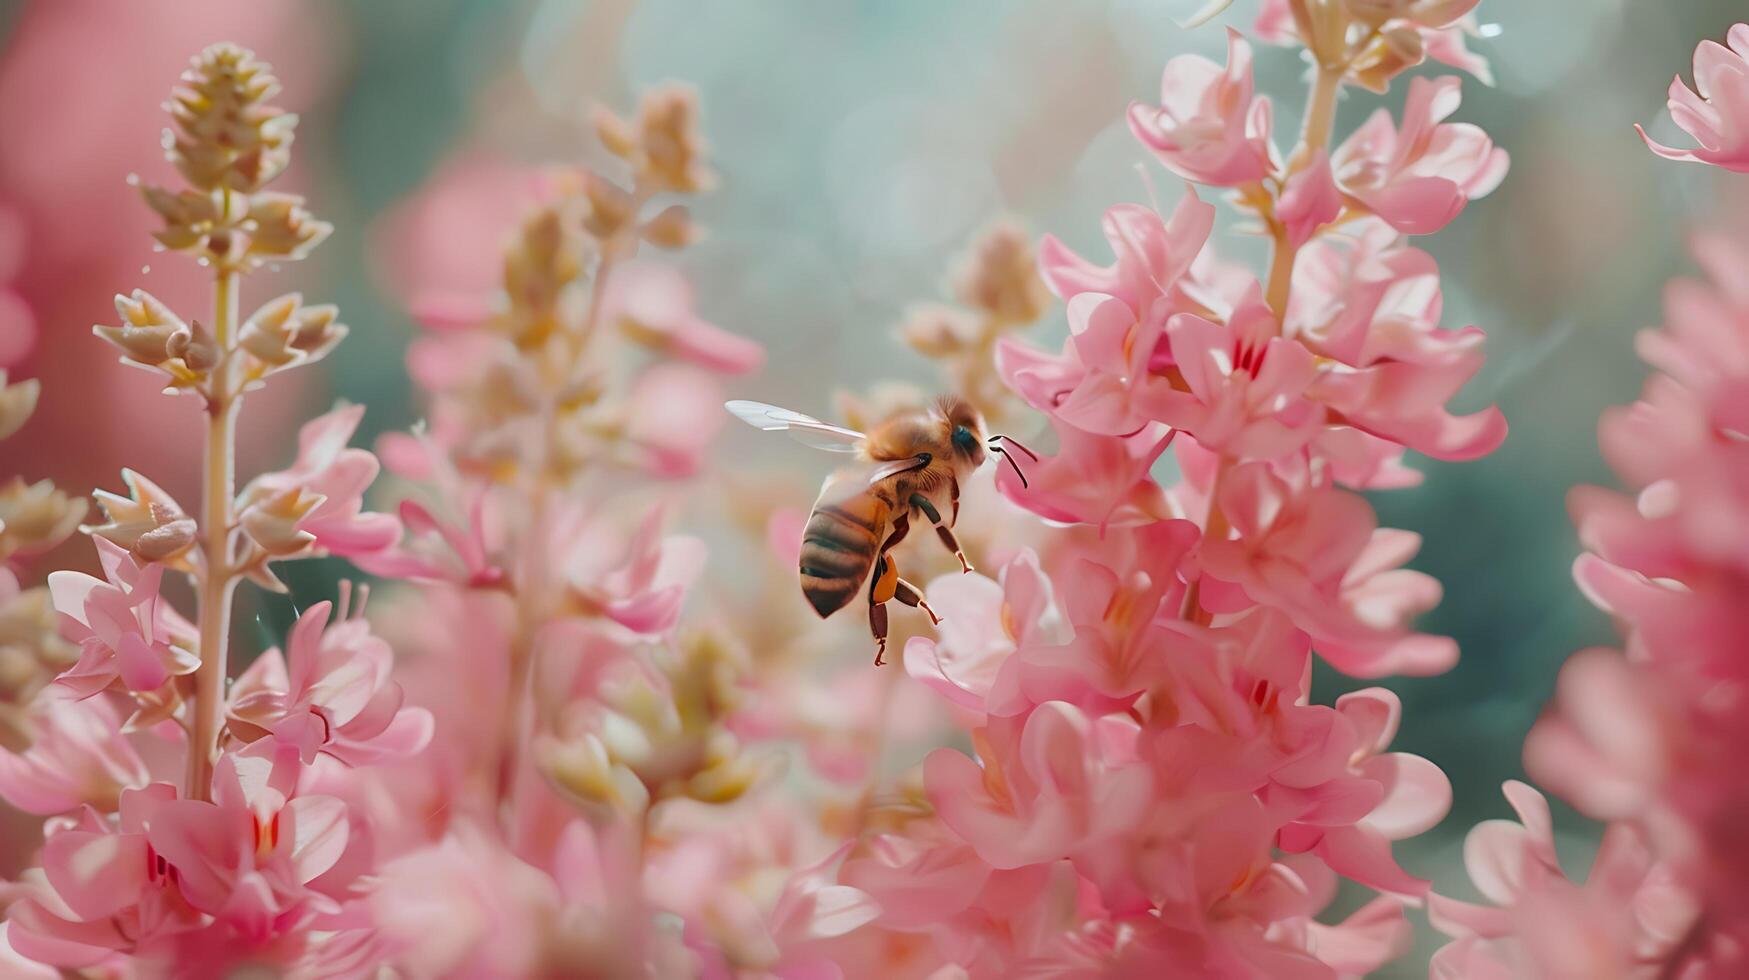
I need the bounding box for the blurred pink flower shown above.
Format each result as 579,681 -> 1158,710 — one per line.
239,405 -> 401,561
47,539 -> 198,697
1639,25 -> 1749,173
1428,782 -> 1706,979
1330,76 -> 1507,236
1127,30 -> 1276,187
0,697 -> 149,816
625,362 -> 732,478
904,550 -> 1062,714
228,600 -> 433,767
603,262 -> 763,374
558,506 -> 707,636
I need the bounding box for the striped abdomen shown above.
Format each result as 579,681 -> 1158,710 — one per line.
799,476 -> 894,617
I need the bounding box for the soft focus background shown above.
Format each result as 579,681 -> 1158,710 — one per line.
0,0 -> 1740,973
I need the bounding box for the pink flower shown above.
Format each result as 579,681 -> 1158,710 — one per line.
238,404 -> 401,560
1277,150 -> 1342,248
557,506 -> 707,636
47,538 -> 198,697
1198,462 -> 1458,677
0,697 -> 149,815
923,702 -> 1152,870
1639,25 -> 1749,173
601,262 -> 763,374
1035,189 -> 1216,312
982,522 -> 1200,718
904,550 -> 1062,714
1428,782 -> 1704,979
1330,76 -> 1507,236
354,433 -> 505,587
1254,2 -> 1494,87
1288,222 -> 1508,462
6,783 -> 201,968
993,416 -> 1174,529
625,362 -> 731,478
1127,30 -> 1275,187
1273,689 -> 1452,898
144,749 -> 350,939
1156,292 -> 1324,459
227,599 -> 433,766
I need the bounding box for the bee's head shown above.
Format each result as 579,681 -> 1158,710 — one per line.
938,397 -> 987,469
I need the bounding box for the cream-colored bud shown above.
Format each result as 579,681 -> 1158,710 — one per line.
591,106 -> 638,159
635,85 -> 715,194
238,487 -> 321,556
640,204 -> 699,250
0,375 -> 39,442
166,44 -> 297,193
244,192 -> 332,263
0,479 -> 86,561
580,172 -> 637,243
98,290 -> 188,367
953,222 -> 1047,325
901,304 -> 981,358
1351,26 -> 1426,93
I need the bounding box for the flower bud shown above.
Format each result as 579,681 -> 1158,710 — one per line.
640,205 -> 699,250
244,192 -> 332,263
238,486 -> 322,557
953,222 -> 1048,325
0,479 -> 85,562
901,304 -> 981,358
0,375 -> 39,443
1350,26 -> 1426,93
166,44 -> 297,193
635,85 -> 714,194
591,106 -> 638,159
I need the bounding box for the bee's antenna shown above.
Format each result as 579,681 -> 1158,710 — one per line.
988,434 -> 1032,489
989,434 -> 1037,461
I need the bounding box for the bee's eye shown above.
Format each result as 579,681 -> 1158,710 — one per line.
952,425 -> 978,455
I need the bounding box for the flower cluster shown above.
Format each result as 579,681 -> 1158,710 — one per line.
795,2 -> 1509,973
1432,36 -> 1749,972
0,46 -> 426,975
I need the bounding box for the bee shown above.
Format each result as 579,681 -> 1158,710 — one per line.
726,397 -> 1033,665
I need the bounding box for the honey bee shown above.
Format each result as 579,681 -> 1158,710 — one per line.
726,397 -> 1033,665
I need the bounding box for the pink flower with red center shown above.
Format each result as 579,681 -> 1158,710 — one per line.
1330,76 -> 1507,236
227,598 -> 433,767
5,783 -> 201,968
1127,30 -> 1276,187
47,538 -> 198,698
1639,24 -> 1749,173
142,748 -> 351,940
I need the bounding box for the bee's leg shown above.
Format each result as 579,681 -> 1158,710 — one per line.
892,576 -> 942,626
949,476 -> 961,526
869,551 -> 899,667
881,511 -> 911,554
909,493 -> 973,574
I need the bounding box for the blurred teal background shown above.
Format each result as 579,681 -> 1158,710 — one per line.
3,0 -> 1746,973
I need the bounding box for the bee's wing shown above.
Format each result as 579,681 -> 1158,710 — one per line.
725,400 -> 866,453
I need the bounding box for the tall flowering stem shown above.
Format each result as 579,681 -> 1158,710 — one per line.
0,45 -> 428,974
1432,23 -> 1749,976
